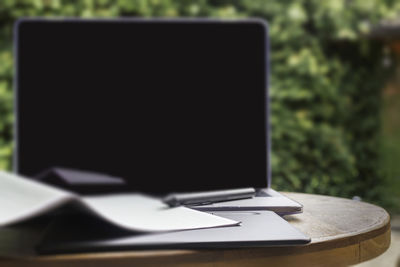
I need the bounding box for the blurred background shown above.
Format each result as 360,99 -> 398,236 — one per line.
0,0 -> 399,265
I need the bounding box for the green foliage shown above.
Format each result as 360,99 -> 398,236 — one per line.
0,0 -> 398,205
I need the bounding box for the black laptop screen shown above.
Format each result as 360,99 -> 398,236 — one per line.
15,19 -> 268,193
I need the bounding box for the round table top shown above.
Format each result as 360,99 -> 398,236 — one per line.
1,192 -> 391,267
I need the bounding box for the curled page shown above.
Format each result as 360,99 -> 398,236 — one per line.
82,194 -> 239,232
0,171 -> 239,232
0,171 -> 77,226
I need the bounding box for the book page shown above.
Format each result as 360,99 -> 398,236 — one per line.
0,171 -> 76,226
82,194 -> 239,232
0,171 -> 239,232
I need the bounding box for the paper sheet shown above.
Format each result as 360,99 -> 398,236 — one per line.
0,171 -> 239,231
0,171 -> 76,226
82,194 -> 239,232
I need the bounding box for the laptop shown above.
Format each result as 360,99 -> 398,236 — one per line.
14,18 -> 302,214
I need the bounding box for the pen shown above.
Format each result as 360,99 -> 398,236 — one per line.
163,188 -> 256,207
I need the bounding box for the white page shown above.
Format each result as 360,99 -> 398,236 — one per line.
0,171 -> 76,226
82,194 -> 239,232
0,171 -> 239,231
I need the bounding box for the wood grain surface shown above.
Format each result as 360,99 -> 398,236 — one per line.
0,192 -> 391,267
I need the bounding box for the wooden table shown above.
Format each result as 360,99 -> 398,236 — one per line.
0,192 -> 391,267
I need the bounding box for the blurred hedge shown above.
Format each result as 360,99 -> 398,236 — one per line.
0,0 -> 398,204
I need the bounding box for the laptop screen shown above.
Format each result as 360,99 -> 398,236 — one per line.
15,19 -> 268,193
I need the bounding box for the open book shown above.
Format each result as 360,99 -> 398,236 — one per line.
0,171 -> 239,232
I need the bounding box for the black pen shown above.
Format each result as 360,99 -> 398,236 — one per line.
163,188 -> 256,207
